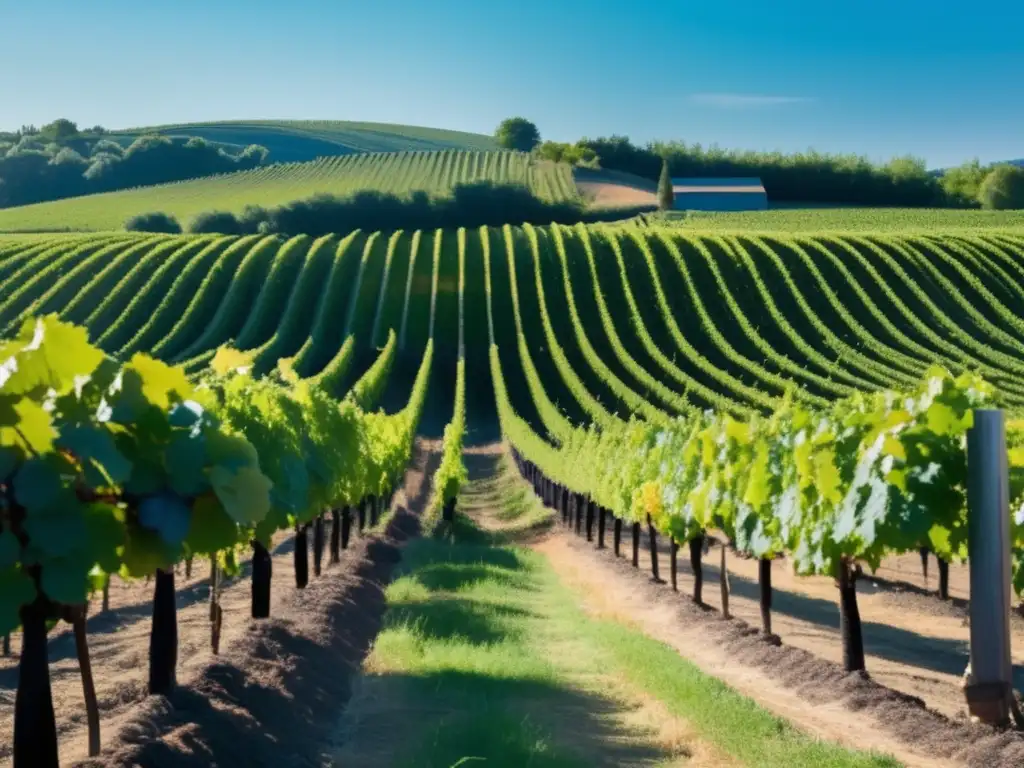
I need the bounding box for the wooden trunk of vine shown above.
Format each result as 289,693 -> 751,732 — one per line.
313,514 -> 325,577
294,524 -> 309,589
647,514 -> 661,582
719,544 -> 730,619
631,522 -> 641,568
585,498 -> 595,542
689,536 -> 704,605
251,540 -> 272,619
838,560 -> 866,672
330,509 -> 341,563
597,506 -> 607,549
148,569 -> 177,695
14,598 -> 58,768
670,539 -> 679,591
759,558 -> 773,635
613,517 -> 622,556
937,558 -> 950,601
341,506 -> 352,549
210,557 -> 222,655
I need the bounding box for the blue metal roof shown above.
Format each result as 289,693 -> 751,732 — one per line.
671,177 -> 763,186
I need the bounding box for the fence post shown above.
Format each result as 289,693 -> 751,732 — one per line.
965,409 -> 1013,726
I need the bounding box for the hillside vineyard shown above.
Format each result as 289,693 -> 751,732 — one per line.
6,220 -> 1024,764
0,150 -> 582,232
3,224 -> 1024,405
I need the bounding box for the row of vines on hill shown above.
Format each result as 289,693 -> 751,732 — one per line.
4,228 -> 1024,420
494,343 -> 1024,670
0,316 -> 433,768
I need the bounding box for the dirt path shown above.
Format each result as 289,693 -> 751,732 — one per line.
623,528 -> 1024,722
530,497 -> 1024,767
330,442 -> 739,767
0,439 -> 441,768
574,167 -> 658,209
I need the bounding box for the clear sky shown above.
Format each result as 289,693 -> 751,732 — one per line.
2,0 -> 1021,168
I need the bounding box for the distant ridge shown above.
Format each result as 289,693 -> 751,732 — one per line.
111,120 -> 497,164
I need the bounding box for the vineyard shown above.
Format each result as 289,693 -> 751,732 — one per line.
4,219 -> 1024,766
0,150 -> 581,233
656,207 -> 1024,232
112,119 -> 499,162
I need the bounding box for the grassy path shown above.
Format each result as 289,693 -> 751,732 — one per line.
329,446 -> 901,768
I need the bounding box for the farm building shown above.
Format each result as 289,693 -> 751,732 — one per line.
671,177 -> 767,211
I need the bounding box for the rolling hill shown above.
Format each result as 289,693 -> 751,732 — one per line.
111,119 -> 498,163
0,150 -> 582,232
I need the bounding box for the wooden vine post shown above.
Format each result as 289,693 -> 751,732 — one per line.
148,568 -> 178,695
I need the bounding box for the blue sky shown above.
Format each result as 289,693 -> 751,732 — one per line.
2,0 -> 1021,168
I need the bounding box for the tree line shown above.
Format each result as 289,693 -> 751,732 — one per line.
495,117 -> 1024,209
0,119 -> 269,209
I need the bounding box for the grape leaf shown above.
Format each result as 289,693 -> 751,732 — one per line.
126,354 -> 192,409
41,554 -> 92,605
120,527 -> 177,577
211,346 -> 254,376
57,424 -> 132,487
209,464 -> 272,525
186,495 -> 239,555
0,530 -> 19,568
165,433 -> 208,497
13,457 -> 63,511
23,499 -> 90,558
83,503 -> 125,573
205,432 -> 259,471
0,565 -> 36,634
1,398 -> 56,463
1,316 -> 104,396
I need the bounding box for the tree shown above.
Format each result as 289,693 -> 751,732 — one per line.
39,119 -> 80,145
657,157 -> 674,211
495,117 -> 541,152
978,164 -> 1024,210
940,159 -> 987,207
125,212 -> 182,233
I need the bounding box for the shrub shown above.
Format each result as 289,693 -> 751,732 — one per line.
978,164 -> 1024,210
125,211 -> 182,233
185,182 -> 590,238
189,210 -> 244,234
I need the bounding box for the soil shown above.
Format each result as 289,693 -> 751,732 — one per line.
574,168 -> 658,209
534,508 -> 1024,768
0,439 -> 440,768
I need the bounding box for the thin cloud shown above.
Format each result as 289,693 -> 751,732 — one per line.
690,93 -> 813,108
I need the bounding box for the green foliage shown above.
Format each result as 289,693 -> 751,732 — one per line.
495,118 -> 541,152
347,329 -> 398,410
657,158 -> 674,211
125,211 -> 182,233
0,150 -> 579,232
0,315 -> 272,633
940,159 -> 988,206
534,141 -> 599,167
39,119 -> 80,145
978,164 -> 1024,210
496,344 -> 1011,582
432,359 -> 468,510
